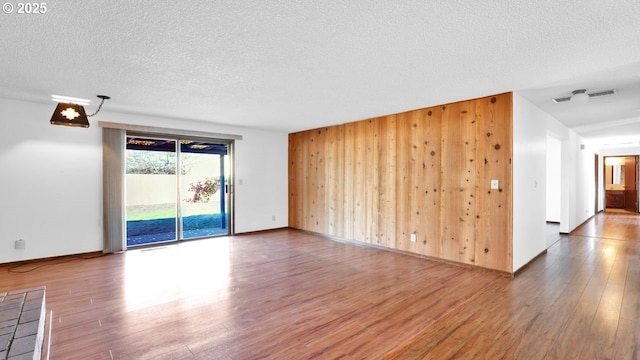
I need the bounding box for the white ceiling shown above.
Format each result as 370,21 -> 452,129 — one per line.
1,1 -> 639,141
517,61 -> 640,145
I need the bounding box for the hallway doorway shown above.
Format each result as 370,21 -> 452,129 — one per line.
603,155 -> 638,213
546,134 -> 562,248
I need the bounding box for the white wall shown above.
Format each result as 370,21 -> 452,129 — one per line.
0,97 -> 288,264
545,135 -> 561,222
559,132 -> 596,234
512,94 -> 548,271
512,93 -> 595,271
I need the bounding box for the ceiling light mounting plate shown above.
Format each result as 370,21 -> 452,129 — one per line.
570,89 -> 589,104
87,94 -> 111,117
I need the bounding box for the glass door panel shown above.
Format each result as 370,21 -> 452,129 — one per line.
179,141 -> 230,239
125,137 -> 178,247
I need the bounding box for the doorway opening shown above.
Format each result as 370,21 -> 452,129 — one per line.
545,134 -> 562,247
125,135 -> 232,247
603,155 -> 638,213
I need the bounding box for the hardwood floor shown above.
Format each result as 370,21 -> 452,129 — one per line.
1,230 -> 501,359
387,211 -> 640,359
0,212 -> 639,359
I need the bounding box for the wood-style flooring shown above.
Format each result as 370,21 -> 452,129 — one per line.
388,212 -> 640,359
0,211 -> 639,359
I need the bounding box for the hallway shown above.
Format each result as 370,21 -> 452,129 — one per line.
573,211 -> 640,242
389,211 -> 640,359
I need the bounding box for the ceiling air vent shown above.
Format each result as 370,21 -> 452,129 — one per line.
552,89 -> 617,103
588,89 -> 616,98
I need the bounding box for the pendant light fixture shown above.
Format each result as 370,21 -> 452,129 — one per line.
50,95 -> 110,128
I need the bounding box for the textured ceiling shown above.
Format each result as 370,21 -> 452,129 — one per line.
1,1 -> 639,137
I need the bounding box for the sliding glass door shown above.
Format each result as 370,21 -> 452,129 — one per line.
125,136 -> 230,247
125,137 -> 178,246
179,141 -> 229,239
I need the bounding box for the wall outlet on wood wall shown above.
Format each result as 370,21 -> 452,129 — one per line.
410,233 -> 417,243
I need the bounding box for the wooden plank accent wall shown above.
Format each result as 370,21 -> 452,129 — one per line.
288,93 -> 513,272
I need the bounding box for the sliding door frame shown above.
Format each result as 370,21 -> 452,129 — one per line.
101,121 -> 240,253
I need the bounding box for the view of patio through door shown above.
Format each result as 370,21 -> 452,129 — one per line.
125,136 -> 231,247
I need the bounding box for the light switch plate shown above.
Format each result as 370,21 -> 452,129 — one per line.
491,179 -> 499,190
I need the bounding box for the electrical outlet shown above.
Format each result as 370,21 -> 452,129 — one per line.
491,179 -> 499,190
410,233 -> 417,243
272,215 -> 276,221
15,239 -> 25,249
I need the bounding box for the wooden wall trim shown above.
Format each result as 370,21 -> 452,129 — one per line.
288,93 -> 513,272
